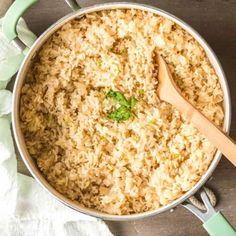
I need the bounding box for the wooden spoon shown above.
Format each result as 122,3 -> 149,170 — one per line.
157,54 -> 236,166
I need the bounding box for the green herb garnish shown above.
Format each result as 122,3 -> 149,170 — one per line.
138,89 -> 144,95
106,90 -> 138,122
149,119 -> 156,125
107,106 -> 132,122
107,90 -> 130,107
130,97 -> 138,110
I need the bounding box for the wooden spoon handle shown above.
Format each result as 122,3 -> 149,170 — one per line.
171,94 -> 236,166
190,107 -> 236,166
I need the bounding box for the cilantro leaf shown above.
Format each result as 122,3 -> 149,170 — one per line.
106,90 -> 138,122
130,97 -> 138,110
106,90 -> 130,107
107,106 -> 132,122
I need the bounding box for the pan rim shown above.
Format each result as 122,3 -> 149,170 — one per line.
12,2 -> 231,221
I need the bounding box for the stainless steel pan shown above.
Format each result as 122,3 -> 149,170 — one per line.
2,0 -> 235,234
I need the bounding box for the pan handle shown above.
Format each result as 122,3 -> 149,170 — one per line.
2,0 -> 79,51
182,188 -> 236,236
2,0 -> 38,53
1,0 -> 37,81
64,0 -> 81,11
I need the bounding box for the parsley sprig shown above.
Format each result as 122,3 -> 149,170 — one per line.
106,90 -> 138,122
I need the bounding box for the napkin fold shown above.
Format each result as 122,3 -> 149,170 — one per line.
0,12 -> 112,236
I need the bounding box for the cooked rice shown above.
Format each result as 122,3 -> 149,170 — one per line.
20,9 -> 224,215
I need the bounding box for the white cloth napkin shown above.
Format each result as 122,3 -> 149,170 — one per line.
0,15 -> 113,236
